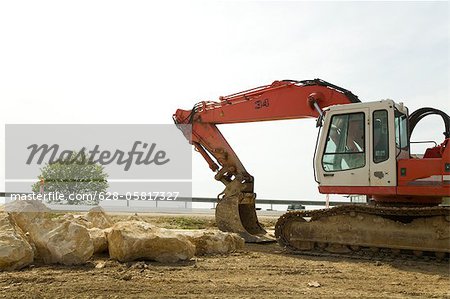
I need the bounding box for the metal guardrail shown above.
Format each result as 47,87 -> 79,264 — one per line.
0,192 -> 352,207
188,197 -> 351,207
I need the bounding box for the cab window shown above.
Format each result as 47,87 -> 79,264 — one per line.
322,112 -> 365,171
395,111 -> 408,150
373,110 -> 389,163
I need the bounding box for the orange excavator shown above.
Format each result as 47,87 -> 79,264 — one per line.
173,79 -> 450,259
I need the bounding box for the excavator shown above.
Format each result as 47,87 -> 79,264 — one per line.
173,79 -> 450,259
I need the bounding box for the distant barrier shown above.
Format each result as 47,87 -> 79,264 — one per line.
0,192 -> 359,212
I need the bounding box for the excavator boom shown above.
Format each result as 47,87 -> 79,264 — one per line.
173,79 -> 360,242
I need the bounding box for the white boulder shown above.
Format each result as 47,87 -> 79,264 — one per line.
107,220 -> 195,263
86,206 -> 112,229
181,230 -> 245,255
8,200 -> 94,265
63,214 -> 93,229
0,212 -> 34,270
88,228 -> 108,254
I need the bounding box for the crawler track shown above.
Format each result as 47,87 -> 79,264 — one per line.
275,205 -> 450,261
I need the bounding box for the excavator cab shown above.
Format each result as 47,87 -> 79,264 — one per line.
315,99 -> 449,205
315,100 -> 406,193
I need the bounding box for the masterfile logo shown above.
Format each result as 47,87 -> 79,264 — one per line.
6,124 -> 191,180
5,124 -> 193,212
26,141 -> 170,171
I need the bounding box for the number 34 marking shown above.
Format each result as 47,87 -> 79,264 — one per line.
254,99 -> 269,109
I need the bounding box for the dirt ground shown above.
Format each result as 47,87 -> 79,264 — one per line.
0,214 -> 449,298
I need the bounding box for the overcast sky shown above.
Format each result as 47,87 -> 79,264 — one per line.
1,1 -> 448,201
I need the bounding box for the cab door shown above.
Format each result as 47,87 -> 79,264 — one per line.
369,107 -> 397,187
316,108 -> 370,186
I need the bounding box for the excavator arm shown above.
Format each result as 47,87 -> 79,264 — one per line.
173,79 -> 360,242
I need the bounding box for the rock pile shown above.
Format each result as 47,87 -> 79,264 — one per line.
0,201 -> 245,270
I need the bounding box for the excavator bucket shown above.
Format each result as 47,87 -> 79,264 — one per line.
215,188 -> 274,243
